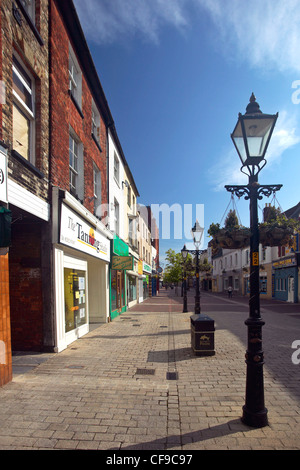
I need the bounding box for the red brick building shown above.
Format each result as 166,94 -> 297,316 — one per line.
49,1 -> 117,352
0,0 -> 50,385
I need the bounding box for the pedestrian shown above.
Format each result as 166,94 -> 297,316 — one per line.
228,286 -> 233,298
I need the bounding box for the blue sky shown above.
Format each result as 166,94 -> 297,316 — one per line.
74,0 -> 300,268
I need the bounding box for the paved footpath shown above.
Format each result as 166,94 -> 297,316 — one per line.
0,289 -> 300,451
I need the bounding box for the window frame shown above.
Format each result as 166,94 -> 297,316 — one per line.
68,45 -> 82,108
12,55 -> 36,164
20,0 -> 35,23
113,153 -> 120,185
69,130 -> 84,200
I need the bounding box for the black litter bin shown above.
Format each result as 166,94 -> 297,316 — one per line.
190,314 -> 215,356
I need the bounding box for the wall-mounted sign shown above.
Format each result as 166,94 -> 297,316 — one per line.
60,203 -> 110,262
143,262 -> 151,274
0,150 -> 8,203
273,257 -> 296,269
112,255 -> 133,270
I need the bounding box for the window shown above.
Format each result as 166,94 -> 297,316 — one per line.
114,199 -> 119,236
12,56 -> 35,163
69,131 -> 84,200
91,100 -> 101,146
69,134 -> 78,195
69,46 -> 82,107
114,153 -> 119,184
20,0 -> 35,22
93,164 -> 102,217
127,185 -> 131,207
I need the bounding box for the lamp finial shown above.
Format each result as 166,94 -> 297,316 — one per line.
245,93 -> 262,115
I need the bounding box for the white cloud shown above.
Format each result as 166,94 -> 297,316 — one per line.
73,0 -> 188,44
74,0 -> 300,74
195,0 -> 300,73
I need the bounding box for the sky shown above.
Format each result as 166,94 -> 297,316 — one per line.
73,0 -> 300,269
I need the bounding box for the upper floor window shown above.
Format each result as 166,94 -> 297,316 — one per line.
20,0 -> 35,23
91,100 -> 101,148
69,46 -> 82,107
114,153 -> 119,184
127,185 -> 131,207
93,163 -> 102,217
69,131 -> 84,200
12,56 -> 35,163
114,198 -> 119,236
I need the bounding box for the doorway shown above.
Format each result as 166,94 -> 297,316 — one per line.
288,276 -> 294,303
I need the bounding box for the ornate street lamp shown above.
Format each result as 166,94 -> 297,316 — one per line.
226,94 -> 281,428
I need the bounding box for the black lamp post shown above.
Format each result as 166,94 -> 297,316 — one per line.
181,221 -> 204,314
181,223 -> 215,356
181,244 -> 188,313
225,93 -> 281,428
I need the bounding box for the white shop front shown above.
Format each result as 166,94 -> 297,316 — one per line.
53,194 -> 112,352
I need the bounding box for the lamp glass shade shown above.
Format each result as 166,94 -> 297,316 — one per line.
181,244 -> 188,260
232,114 -> 277,167
191,221 -> 204,249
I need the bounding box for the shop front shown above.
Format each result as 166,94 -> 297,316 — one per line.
110,235 -> 133,319
143,261 -> 151,300
273,256 -> 298,303
53,193 -> 111,352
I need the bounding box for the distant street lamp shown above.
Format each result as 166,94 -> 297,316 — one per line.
181,222 -> 215,356
225,93 -> 281,428
181,244 -> 188,313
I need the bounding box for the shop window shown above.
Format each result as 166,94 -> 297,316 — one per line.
128,275 -> 137,302
64,268 -> 87,333
12,56 -> 35,163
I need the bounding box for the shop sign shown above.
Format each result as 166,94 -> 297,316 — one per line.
0,150 -> 8,203
112,255 -> 133,270
143,262 -> 151,274
113,234 -> 129,256
60,204 -> 110,262
272,257 -> 296,269
138,260 -> 143,275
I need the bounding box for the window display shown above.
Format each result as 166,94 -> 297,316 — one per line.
64,268 -> 87,333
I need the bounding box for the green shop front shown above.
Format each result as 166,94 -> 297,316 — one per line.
110,235 -> 133,319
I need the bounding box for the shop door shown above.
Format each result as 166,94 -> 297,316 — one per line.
288,276 -> 294,302
117,272 -> 123,311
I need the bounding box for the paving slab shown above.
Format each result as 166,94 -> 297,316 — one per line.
0,289 -> 299,451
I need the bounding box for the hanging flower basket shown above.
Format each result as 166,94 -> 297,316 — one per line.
259,224 -> 295,247
208,210 -> 251,250
214,228 -> 251,249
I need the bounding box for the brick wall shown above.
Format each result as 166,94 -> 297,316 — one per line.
1,0 -> 49,200
0,0 -> 50,360
49,0 -> 108,213
9,222 -> 44,351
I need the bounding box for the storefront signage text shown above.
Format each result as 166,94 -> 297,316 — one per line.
273,257 -> 296,269
112,255 -> 133,270
60,204 -> 110,262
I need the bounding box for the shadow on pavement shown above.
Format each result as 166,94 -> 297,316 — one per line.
118,418 -> 251,450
